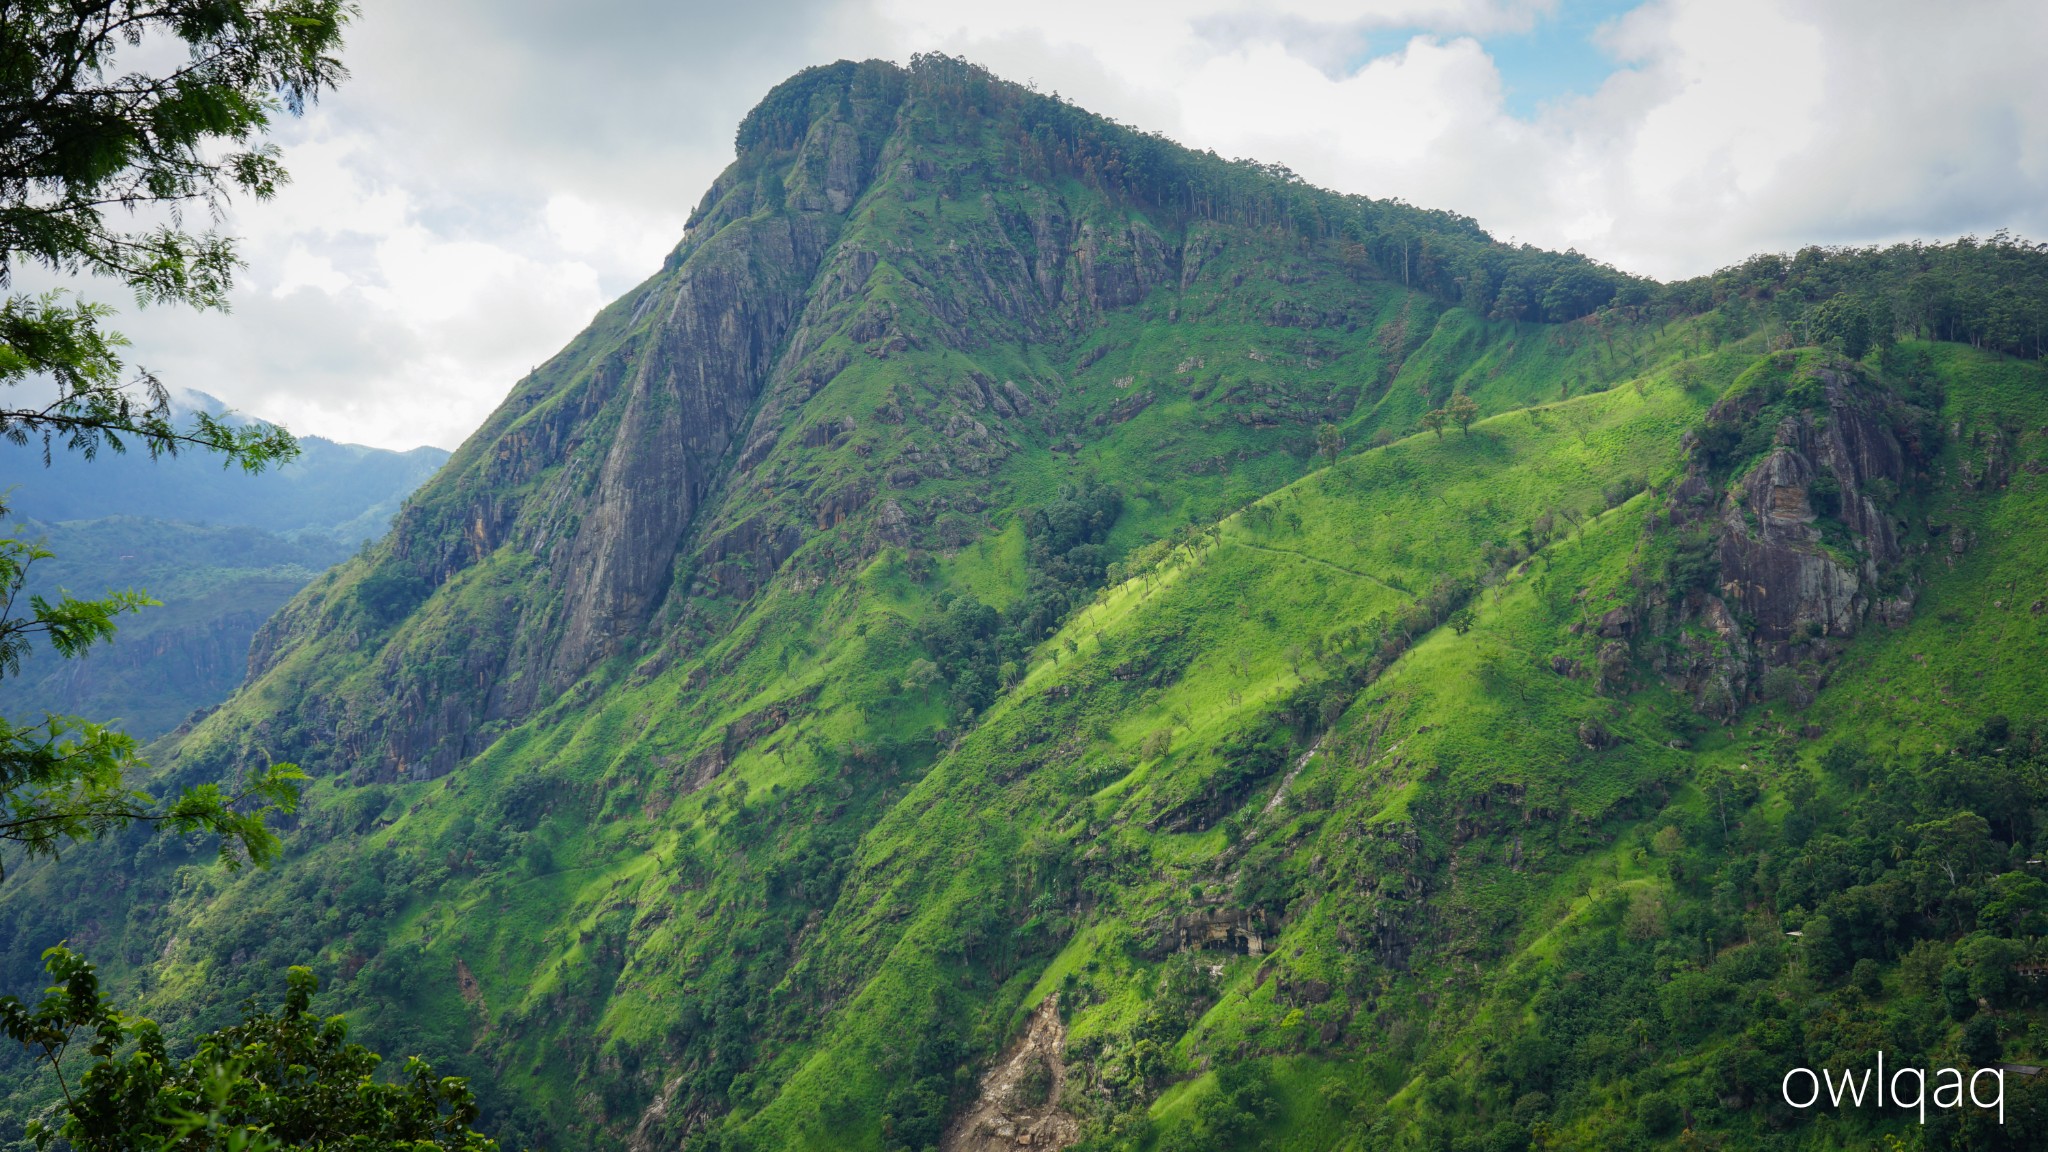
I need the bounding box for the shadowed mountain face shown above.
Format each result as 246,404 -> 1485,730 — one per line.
2,56 -> 2045,1152
0,518 -> 353,740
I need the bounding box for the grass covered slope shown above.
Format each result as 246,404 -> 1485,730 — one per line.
707,361 -> 1708,1151
699,343 -> 2048,1152
1,56 -> 2046,1152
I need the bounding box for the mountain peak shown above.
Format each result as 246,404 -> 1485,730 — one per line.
144,54 -> 1733,790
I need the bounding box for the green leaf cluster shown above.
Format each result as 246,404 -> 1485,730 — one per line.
1,946 -> 494,1151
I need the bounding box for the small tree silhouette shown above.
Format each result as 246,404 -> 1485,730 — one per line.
1315,422 -> 1346,464
1447,393 -> 1480,435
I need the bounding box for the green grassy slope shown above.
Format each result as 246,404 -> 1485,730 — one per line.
712,363 -> 1708,1151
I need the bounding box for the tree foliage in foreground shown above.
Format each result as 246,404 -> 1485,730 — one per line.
0,501 -> 307,880
1,946 -> 495,1151
0,0 -> 357,877
0,0 -> 350,469
0,6 -> 498,1148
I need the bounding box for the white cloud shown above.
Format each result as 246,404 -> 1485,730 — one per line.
873,0 -> 2048,278
64,122 -> 618,451
26,0 -> 2041,451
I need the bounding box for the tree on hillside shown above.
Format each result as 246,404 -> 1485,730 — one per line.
1447,393 -> 1479,436
1803,292 -> 1893,360
1315,421 -> 1344,464
1421,407 -> 1447,439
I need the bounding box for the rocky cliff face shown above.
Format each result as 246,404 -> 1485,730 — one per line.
1711,364 -> 1908,640
1645,358 -> 1934,717
224,62 -> 916,780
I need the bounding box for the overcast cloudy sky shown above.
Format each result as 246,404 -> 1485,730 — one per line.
64,0 -> 2048,450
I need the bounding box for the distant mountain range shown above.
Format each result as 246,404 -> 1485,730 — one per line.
0,391 -> 448,739
0,390 -> 449,544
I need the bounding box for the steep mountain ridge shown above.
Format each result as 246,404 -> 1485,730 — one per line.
228,69 -> 895,775
198,55 -> 1639,788
1,55 -> 2044,1152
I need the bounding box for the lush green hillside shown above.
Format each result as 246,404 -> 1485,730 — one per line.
2,56 -> 2045,1152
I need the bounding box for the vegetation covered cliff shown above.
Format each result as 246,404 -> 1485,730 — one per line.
2,56 -> 2045,1152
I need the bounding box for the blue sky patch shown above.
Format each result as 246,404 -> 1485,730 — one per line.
1359,0 -> 1644,120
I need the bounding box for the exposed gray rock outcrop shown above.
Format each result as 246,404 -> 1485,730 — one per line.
1713,366 -> 1907,642
1652,361 -> 1931,719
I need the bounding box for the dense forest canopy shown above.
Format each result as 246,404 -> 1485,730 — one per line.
1674,233 -> 2048,360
